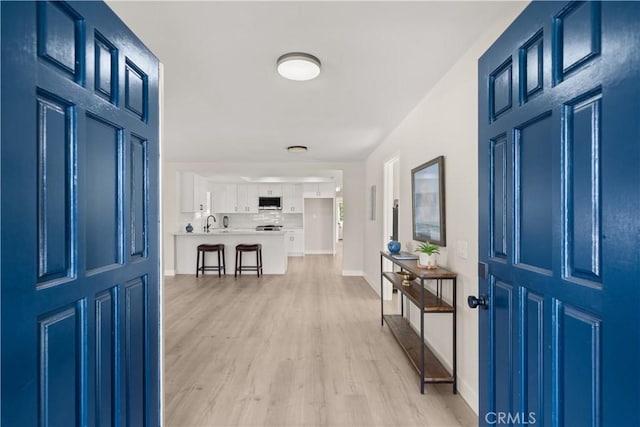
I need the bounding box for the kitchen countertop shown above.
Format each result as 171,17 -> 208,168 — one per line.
172,229 -> 285,236
173,228 -> 288,275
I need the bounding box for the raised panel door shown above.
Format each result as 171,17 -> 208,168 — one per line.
477,2 -> 640,425
1,2 -> 160,425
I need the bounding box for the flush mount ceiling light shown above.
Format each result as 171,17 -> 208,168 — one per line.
277,52 -> 321,81
286,145 -> 308,153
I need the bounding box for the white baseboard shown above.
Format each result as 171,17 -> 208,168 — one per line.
164,269 -> 175,276
365,275 -> 380,296
342,270 -> 364,276
288,252 -> 304,257
457,375 -> 479,415
412,321 -> 479,415
304,250 -> 333,255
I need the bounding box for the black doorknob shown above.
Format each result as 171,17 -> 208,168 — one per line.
468,295 -> 488,309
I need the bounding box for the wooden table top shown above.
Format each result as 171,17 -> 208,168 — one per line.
381,251 -> 458,279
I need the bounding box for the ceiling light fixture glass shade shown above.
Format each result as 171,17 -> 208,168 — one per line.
277,52 -> 321,81
286,145 -> 308,153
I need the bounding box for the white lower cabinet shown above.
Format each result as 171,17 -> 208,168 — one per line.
286,229 -> 304,256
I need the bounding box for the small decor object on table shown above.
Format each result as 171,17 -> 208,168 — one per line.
185,223 -> 194,233
387,240 -> 401,254
397,272 -> 416,287
415,241 -> 439,269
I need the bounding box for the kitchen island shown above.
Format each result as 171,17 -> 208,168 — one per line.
173,229 -> 288,275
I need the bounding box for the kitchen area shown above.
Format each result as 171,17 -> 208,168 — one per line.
172,172 -> 338,275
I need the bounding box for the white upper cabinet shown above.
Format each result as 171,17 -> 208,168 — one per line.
303,182 -> 335,198
209,183 -> 259,213
180,172 -> 207,212
208,182 -> 226,213
258,184 -> 282,197
282,184 -> 303,213
223,184 -> 238,213
237,184 -> 259,213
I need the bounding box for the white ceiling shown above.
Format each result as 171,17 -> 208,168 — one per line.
108,1 -> 525,163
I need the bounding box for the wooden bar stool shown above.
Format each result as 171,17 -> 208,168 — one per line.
234,244 -> 263,277
196,244 -> 225,277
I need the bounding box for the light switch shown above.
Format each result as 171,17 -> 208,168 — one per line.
457,240 -> 468,259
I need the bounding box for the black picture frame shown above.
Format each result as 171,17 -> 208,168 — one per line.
411,156 -> 446,246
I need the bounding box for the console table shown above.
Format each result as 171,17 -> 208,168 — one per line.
380,251 -> 457,394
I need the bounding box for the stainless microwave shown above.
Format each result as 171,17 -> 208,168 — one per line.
258,197 -> 281,210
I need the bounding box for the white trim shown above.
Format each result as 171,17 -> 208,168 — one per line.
304,250 -> 333,255
288,252 -> 304,257
409,317 -> 479,415
342,270 -> 364,276
423,330 -> 479,414
164,269 -> 175,277
457,374 -> 479,415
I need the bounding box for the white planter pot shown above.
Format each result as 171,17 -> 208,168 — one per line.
418,253 -> 437,269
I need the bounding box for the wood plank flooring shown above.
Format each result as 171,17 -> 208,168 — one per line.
163,251 -> 477,427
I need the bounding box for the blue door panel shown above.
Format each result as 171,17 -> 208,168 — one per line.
522,291 -> 544,427
478,2 -> 640,426
85,113 -> 123,273
2,1 -> 160,426
520,30 -> 544,103
554,302 -> 602,427
37,1 -> 85,82
130,135 -> 148,261
39,302 -> 85,427
492,280 -> 516,422
124,60 -> 148,121
553,2 -> 601,83
490,59 -> 513,121
94,32 -> 118,104
490,136 -> 508,260
564,91 -> 602,285
95,289 -> 117,427
514,111 -> 554,274
125,277 -> 148,427
36,93 -> 75,285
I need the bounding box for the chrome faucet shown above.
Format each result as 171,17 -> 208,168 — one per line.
206,215 -> 217,232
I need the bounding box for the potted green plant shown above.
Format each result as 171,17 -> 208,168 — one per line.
415,241 -> 440,269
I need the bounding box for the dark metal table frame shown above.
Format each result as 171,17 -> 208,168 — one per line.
380,251 -> 457,394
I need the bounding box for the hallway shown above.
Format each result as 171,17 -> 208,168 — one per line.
163,253 -> 475,426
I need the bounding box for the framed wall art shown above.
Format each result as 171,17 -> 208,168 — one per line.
411,156 -> 446,246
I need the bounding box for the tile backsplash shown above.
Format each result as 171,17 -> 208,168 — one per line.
178,211 -> 303,232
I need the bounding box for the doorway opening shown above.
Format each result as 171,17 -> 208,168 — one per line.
303,198 -> 335,255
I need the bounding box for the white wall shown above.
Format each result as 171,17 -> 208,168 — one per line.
341,162 -> 365,276
363,3 -> 527,414
163,161 -> 365,276
304,198 -> 334,254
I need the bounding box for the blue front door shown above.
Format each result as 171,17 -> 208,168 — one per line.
1,2 -> 160,425
478,1 -> 639,426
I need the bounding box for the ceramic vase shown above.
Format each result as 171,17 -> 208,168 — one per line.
387,240 -> 401,253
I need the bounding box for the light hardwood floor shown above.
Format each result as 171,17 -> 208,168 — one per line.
163,250 -> 477,427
